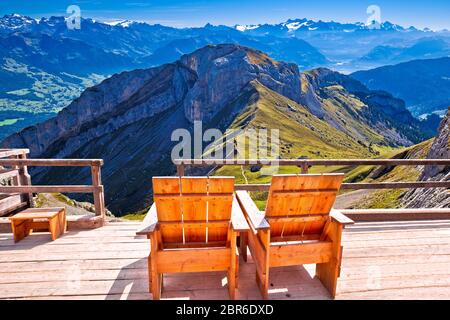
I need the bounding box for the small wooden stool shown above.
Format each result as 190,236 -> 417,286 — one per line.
9,207 -> 67,242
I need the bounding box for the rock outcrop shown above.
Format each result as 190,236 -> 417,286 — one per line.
402,107 -> 450,208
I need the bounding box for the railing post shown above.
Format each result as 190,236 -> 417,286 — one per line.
177,164 -> 185,176
301,163 -> 309,174
91,164 -> 105,220
17,153 -> 33,207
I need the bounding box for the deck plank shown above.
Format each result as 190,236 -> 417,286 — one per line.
0,220 -> 449,300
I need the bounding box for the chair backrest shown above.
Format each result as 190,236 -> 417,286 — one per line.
152,176 -> 234,245
265,173 -> 344,238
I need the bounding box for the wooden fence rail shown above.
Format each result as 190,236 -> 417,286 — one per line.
174,158 -> 450,191
0,150 -> 105,218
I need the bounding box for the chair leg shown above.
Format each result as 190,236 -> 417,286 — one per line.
11,220 -> 23,243
255,269 -> 269,300
228,229 -> 237,300
147,255 -> 152,294
316,222 -> 343,299
48,216 -> 60,241
151,272 -> 162,300
59,210 -> 67,234
316,258 -> 340,298
235,248 -> 239,289
240,232 -> 248,262
227,268 -> 236,300
149,231 -> 162,299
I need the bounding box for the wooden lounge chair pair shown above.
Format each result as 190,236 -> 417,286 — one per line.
138,173 -> 353,300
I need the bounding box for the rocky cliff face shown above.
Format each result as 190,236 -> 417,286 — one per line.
179,45 -> 301,122
0,44 -> 430,214
403,107 -> 450,208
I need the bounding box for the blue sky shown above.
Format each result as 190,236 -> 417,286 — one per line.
1,0 -> 449,30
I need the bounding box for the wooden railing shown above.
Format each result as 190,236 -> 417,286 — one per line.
0,149 -> 105,218
174,158 -> 450,191
174,158 -> 450,221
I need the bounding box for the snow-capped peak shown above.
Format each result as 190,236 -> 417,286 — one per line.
283,20 -> 310,32
235,24 -> 260,32
0,13 -> 37,32
234,18 -> 422,33
104,19 -> 134,28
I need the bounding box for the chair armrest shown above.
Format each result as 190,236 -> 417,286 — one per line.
235,190 -> 270,230
330,209 -> 354,226
136,203 -> 158,236
231,196 -> 250,232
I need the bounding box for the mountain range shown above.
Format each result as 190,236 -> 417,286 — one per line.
352,57 -> 450,118
1,44 -> 436,214
0,13 -> 449,139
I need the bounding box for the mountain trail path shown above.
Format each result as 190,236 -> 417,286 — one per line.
334,189 -> 375,209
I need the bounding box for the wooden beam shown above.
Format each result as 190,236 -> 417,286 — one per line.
231,197 -> 250,232
0,149 -> 29,159
330,209 -> 355,225
154,193 -> 233,200
0,214 -> 103,232
0,194 -> 27,217
235,181 -> 450,191
270,241 -> 333,267
136,204 -> 158,235
159,220 -> 230,228
0,159 -> 104,167
17,153 -> 32,207
235,190 -> 270,230
91,165 -> 105,218
176,164 -> 185,176
156,248 -> 231,273
0,185 -> 102,193
174,158 -> 450,166
342,181 -> 450,190
340,208 -> 450,222
0,169 -> 19,180
266,215 -> 327,224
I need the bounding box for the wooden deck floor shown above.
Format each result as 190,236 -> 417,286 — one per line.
1,220 -> 450,300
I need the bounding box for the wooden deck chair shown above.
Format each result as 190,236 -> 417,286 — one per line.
236,173 -> 354,299
137,176 -> 249,300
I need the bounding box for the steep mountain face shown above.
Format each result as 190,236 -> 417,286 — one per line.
0,45 -> 430,214
402,108 -> 450,208
180,46 -> 301,122
351,57 -> 450,117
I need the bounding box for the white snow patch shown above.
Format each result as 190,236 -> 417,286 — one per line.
235,24 -> 260,32
284,21 -> 309,32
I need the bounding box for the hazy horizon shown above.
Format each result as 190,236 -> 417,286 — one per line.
1,0 -> 449,30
